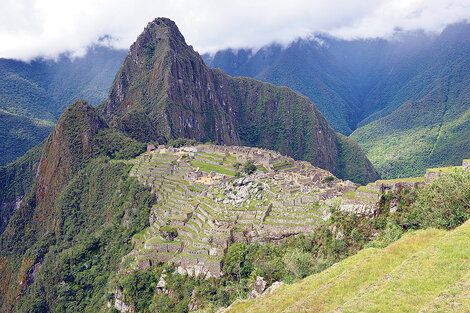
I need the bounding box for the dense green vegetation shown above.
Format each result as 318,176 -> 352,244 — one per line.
0,111 -> 54,165
14,159 -> 154,312
335,133 -> 379,184
227,170 -> 470,312
0,101 -> 150,312
352,68 -> 470,178
0,47 -> 126,165
206,23 -> 470,179
0,157 -> 151,312
0,143 -> 43,233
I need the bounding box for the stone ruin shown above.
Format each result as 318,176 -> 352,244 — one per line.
126,144 -> 349,278
463,159 -> 470,171
128,143 -> 470,278
339,158 -> 470,217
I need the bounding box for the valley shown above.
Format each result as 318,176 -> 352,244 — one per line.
206,23 -> 470,178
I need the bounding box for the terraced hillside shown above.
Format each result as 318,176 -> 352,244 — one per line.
227,219 -> 470,312
124,144 -> 356,277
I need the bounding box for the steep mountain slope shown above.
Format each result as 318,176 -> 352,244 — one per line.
0,47 -> 126,165
351,23 -> 470,178
205,23 -> 470,178
204,33 -> 433,135
0,100 -> 148,312
100,18 -> 378,184
227,220 -> 470,313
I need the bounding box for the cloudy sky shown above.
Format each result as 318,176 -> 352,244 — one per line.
1,0 -> 470,61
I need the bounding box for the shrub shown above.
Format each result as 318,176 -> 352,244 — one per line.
243,160 -> 257,175
412,169 -> 470,230
321,176 -> 335,183
282,248 -> 313,280
160,225 -> 178,240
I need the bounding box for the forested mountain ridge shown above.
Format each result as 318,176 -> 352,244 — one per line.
0,47 -> 126,165
205,22 -> 470,178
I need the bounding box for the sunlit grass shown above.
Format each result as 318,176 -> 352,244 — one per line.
227,228 -> 446,313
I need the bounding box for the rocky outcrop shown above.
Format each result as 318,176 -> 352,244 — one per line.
35,100 -> 106,230
248,276 -> 267,299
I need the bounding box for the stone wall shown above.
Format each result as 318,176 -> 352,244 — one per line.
355,190 -> 380,201
372,180 -> 425,192
177,256 -> 223,278
339,197 -> 377,217
425,170 -> 447,183
463,160 -> 470,171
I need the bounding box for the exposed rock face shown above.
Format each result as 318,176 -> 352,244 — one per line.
114,288 -> 134,312
35,100 -> 106,230
101,18 -> 378,182
103,18 -> 239,145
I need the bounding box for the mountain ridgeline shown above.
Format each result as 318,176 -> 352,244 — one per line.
0,47 -> 126,166
99,18 -> 378,184
204,23 -> 470,178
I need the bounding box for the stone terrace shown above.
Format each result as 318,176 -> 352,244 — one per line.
339,158 -> 470,216
127,144 -> 349,277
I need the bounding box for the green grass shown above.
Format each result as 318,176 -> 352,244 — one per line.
229,219 -> 470,313
340,219 -> 470,312
199,151 -> 236,161
227,228 -> 446,313
343,191 -> 356,199
342,190 -> 379,202
132,226 -> 151,242
145,237 -> 182,245
376,176 -> 425,183
271,161 -> 294,171
190,161 -> 236,176
427,166 -> 462,173
357,186 -> 381,194
257,166 -> 268,173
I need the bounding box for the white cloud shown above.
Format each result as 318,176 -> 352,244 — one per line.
0,0 -> 469,61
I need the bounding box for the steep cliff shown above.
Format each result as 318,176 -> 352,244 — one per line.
0,100 -> 148,312
35,100 -> 107,230
100,18 -> 378,183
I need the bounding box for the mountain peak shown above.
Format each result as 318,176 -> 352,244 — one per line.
137,17 -> 186,47
35,100 -> 106,229
127,17 -> 192,64
100,18 -> 378,183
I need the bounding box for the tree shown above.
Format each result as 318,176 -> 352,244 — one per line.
243,160 -> 257,175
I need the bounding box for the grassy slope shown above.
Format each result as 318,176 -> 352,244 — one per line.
228,220 -> 470,312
